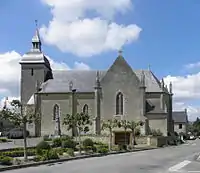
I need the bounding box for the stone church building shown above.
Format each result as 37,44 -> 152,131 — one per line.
20,29 -> 174,139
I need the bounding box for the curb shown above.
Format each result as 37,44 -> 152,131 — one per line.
0,147 -> 157,172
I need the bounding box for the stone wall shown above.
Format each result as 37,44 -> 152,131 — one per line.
147,136 -> 168,147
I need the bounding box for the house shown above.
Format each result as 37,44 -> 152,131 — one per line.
172,109 -> 188,134
19,27 -> 174,143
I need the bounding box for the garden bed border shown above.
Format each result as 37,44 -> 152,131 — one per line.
0,147 -> 157,172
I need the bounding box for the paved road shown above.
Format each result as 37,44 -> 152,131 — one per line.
4,140 -> 200,173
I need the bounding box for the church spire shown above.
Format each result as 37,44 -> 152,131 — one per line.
32,20 -> 42,52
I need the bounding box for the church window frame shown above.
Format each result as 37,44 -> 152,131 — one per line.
53,104 -> 60,121
83,104 -> 89,114
116,92 -> 123,115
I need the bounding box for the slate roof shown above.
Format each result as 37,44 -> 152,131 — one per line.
40,70 -> 106,93
146,98 -> 166,114
39,69 -> 164,93
172,111 -> 188,123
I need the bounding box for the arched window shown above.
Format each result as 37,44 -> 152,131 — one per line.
53,104 -> 59,120
83,104 -> 89,114
116,92 -> 123,115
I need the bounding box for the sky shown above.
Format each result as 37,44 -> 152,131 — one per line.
0,0 -> 200,121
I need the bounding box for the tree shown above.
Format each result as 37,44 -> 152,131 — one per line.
117,120 -> 129,145
127,120 -> 144,148
63,112 -> 92,154
101,119 -> 119,151
0,100 -> 35,161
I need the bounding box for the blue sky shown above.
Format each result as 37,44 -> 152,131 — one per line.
1,0 -> 200,77
0,0 -> 200,120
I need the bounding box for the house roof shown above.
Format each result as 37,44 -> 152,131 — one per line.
146,98 -> 166,114
172,111 -> 188,123
39,69 -> 164,93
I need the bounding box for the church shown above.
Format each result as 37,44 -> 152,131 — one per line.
20,28 -> 174,139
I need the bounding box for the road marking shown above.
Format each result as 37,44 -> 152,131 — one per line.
168,160 -> 191,172
188,171 -> 200,173
192,143 -> 196,146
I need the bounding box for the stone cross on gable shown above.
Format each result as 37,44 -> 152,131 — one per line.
118,49 -> 123,56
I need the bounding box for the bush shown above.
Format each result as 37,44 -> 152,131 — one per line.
112,145 -> 120,151
83,138 -> 94,150
66,148 -> 74,157
150,129 -> 163,137
0,138 -> 8,143
52,138 -> 62,147
61,135 -> 72,141
0,156 -> 13,165
46,150 -> 59,160
36,141 -> 51,155
53,148 -> 64,155
61,139 -> 76,149
2,149 -> 36,157
96,145 -> 109,154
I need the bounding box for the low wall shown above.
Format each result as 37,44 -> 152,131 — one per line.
80,135 -> 109,144
136,136 -> 147,144
147,136 -> 168,147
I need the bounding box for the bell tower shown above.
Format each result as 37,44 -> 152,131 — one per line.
19,20 -> 53,105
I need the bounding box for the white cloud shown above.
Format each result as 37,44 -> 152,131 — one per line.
40,0 -> 142,57
0,51 -> 90,109
185,62 -> 200,69
164,73 -> 200,101
74,62 -> 90,70
164,71 -> 200,121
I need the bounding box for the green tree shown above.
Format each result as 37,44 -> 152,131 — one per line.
63,112 -> 92,154
127,120 -> 144,148
0,100 -> 36,161
101,119 -> 119,151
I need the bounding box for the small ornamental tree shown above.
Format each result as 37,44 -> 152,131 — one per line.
101,119 -> 119,151
127,120 -> 144,148
0,100 -> 36,161
63,112 -> 92,154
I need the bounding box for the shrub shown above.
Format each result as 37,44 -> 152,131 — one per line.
61,135 -> 72,141
46,150 -> 59,160
52,138 -> 62,147
0,138 -> 8,143
61,139 -> 76,149
150,129 -> 163,136
82,138 -> 94,150
53,148 -> 64,155
111,145 -> 120,151
96,145 -> 109,154
0,156 -> 13,165
66,148 -> 74,157
1,149 -> 36,157
36,141 -> 51,155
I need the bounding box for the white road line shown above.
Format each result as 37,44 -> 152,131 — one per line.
192,143 -> 197,146
188,171 -> 200,173
168,160 -> 191,172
